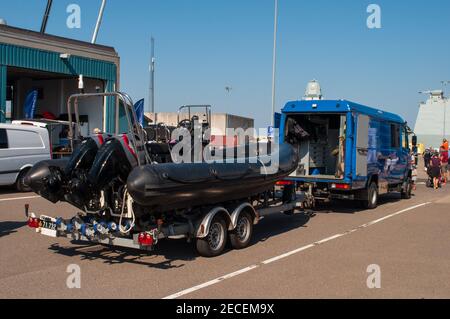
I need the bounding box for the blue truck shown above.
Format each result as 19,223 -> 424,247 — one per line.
276,99 -> 414,209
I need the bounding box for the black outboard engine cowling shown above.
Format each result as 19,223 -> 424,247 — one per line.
25,135 -> 108,204
65,136 -> 138,210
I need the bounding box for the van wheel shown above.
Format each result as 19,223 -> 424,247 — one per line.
229,212 -> 253,249
16,168 -> 31,192
362,182 -> 378,209
195,216 -> 228,257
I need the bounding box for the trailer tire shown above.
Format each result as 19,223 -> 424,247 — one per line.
229,211 -> 253,250
195,216 -> 228,257
401,178 -> 412,199
362,182 -> 378,209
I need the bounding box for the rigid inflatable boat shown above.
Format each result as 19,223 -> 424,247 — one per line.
127,143 -> 299,212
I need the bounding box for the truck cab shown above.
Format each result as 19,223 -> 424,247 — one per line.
278,99 -> 413,209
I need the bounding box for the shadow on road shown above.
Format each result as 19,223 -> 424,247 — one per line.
0,186 -> 22,195
47,211 -> 314,268
250,211 -> 313,245
48,239 -> 197,270
0,221 -> 27,238
313,193 -> 409,214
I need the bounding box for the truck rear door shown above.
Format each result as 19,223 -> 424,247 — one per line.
355,114 -> 369,178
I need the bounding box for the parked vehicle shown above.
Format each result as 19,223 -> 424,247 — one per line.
12,119 -> 75,158
25,92 -> 300,257
0,123 -> 51,191
277,99 -> 414,209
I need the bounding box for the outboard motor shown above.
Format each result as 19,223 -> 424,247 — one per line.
65,135 -> 138,210
25,135 -> 108,204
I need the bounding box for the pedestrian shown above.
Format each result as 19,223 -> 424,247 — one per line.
430,151 -> 442,190
440,146 -> 449,185
411,154 -> 418,191
424,148 -> 432,170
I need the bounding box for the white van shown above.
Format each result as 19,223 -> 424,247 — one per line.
0,124 -> 51,191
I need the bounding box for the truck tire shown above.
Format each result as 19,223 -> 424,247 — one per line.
195,215 -> 228,257
401,178 -> 412,199
16,168 -> 32,192
229,211 -> 253,249
362,182 -> 378,209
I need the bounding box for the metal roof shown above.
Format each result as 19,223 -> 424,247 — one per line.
281,99 -> 406,124
0,24 -> 119,64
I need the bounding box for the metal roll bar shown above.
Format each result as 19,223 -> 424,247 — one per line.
67,92 -> 149,166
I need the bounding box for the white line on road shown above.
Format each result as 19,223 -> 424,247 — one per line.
163,201 -> 432,299
0,195 -> 40,203
163,265 -> 259,299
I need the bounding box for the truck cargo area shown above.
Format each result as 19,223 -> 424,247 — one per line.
284,113 -> 346,180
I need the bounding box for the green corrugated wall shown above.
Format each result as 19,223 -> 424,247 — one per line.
0,65 -> 6,123
0,43 -> 118,131
0,43 -> 116,81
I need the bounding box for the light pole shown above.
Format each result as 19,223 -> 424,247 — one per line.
270,0 -> 279,127
441,81 -> 450,139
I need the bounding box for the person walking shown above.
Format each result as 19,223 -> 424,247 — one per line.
424,148 -> 432,170
430,152 -> 442,190
441,146 -> 449,185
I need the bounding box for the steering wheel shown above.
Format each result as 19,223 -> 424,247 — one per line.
178,119 -> 193,131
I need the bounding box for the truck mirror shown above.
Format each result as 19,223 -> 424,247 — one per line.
412,135 -> 417,147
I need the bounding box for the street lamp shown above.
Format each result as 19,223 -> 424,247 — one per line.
271,0 -> 279,127
441,81 -> 450,139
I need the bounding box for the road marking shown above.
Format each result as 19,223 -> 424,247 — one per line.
163,265 -> 259,299
163,202 -> 432,299
0,195 -> 40,203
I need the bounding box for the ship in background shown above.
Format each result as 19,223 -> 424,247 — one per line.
414,90 -> 450,149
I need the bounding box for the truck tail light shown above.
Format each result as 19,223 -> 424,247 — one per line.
28,217 -> 40,229
138,232 -> 154,246
276,180 -> 295,186
331,183 -> 351,190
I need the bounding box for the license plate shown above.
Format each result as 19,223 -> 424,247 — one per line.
40,217 -> 57,238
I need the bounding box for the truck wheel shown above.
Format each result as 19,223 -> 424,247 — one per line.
362,182 -> 378,209
16,168 -> 31,192
229,211 -> 253,250
195,216 -> 228,257
401,178 -> 412,199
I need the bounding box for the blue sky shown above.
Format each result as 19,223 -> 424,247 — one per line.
1,0 -> 450,128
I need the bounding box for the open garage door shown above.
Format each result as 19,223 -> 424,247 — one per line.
6,67 -> 105,135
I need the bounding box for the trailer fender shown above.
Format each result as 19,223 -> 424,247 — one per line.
229,202 -> 258,231
196,207 -> 232,239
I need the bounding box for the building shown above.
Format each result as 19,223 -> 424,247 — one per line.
146,112 -> 254,134
414,90 -> 450,148
0,24 -> 120,133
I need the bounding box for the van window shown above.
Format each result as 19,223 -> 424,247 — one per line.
390,124 -> 401,148
0,129 -> 8,149
402,127 -> 409,149
7,129 -> 44,149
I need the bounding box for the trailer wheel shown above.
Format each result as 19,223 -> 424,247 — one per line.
362,182 -> 378,209
401,178 -> 412,199
229,211 -> 253,249
195,216 -> 228,257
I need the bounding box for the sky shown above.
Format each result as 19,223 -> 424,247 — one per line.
1,0 -> 450,129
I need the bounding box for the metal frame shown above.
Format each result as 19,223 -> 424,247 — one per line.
177,105 -> 212,127
66,91 -> 148,165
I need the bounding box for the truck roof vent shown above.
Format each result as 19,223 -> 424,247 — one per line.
303,79 -> 323,101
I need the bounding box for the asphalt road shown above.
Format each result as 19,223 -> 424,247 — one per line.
0,180 -> 449,299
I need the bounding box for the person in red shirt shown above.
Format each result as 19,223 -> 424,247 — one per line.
441,146 -> 449,184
